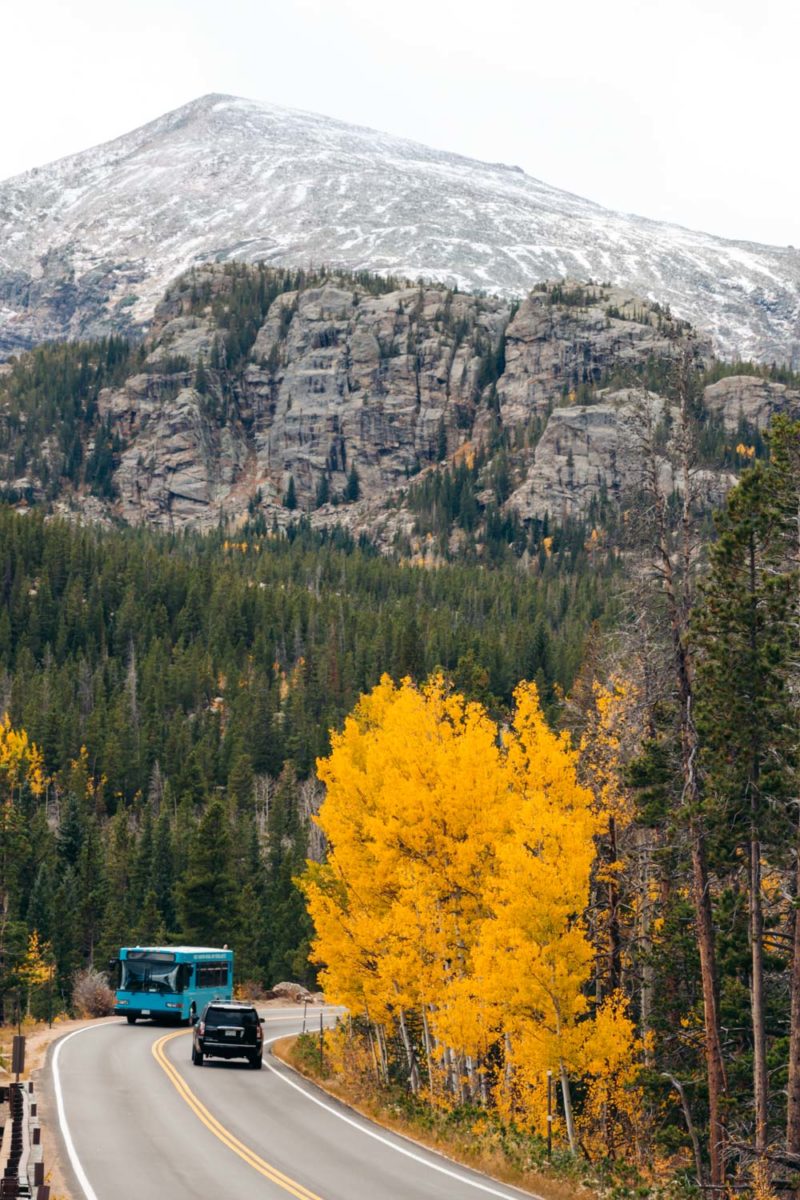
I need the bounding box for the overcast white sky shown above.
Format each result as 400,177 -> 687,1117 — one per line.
2,0 -> 798,247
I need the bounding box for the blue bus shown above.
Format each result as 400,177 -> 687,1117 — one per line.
111,946 -> 234,1024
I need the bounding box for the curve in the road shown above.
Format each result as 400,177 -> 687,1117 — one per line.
153,1029 -> 321,1200
52,1028 -> 101,1200
52,1017 -> 537,1200
260,1044 -> 531,1200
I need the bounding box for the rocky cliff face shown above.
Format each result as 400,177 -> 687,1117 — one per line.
702,374 -> 800,432
95,269 -> 510,528
245,282 -> 508,509
1,94 -> 798,365
506,388 -> 738,524
3,266 -> 798,546
496,285 -> 698,423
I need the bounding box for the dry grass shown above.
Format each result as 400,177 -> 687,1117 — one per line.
1,1013 -> 74,1079
272,1035 -> 601,1200
0,1013 -> 116,1200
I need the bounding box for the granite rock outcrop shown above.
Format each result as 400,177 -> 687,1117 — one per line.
3,267 -> 798,546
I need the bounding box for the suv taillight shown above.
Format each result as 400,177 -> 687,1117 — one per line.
198,1021 -> 205,1035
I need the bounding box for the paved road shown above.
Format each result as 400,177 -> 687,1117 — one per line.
49,1009 -> 538,1200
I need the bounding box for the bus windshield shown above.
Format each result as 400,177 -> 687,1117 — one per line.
121,954 -> 185,994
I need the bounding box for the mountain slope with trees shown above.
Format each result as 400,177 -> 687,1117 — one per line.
2,264 -> 799,560
0,508 -> 610,1016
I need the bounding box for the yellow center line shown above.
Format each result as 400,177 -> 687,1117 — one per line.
152,1030 -> 325,1200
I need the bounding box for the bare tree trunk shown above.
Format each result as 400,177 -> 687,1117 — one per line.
441,1044 -> 453,1096
397,1007 -> 421,1095
478,1057 -> 489,1106
608,814 -> 622,993
559,1062 -> 578,1156
420,1006 -> 435,1102
503,1032 -> 514,1093
637,827 -> 655,1066
376,1022 -> 389,1084
456,1052 -> 469,1105
690,816 -> 727,1188
465,1054 -> 478,1104
364,999 -> 388,1084
745,534 -> 769,1157
366,1020 -> 381,1085
664,1073 -> 705,1187
636,372 -> 728,1188
783,430 -> 800,1164
750,830 -> 768,1153
787,838 -> 800,1157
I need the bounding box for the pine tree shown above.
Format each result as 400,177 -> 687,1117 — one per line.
767,418 -> 800,1159
177,801 -> 238,946
151,807 -> 177,933
194,356 -> 208,395
345,464 -> 361,502
132,890 -> 161,944
696,460 -> 795,1155
264,765 -> 313,986
315,473 -> 330,508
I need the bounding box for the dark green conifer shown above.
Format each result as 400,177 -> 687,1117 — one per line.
177,801 -> 237,946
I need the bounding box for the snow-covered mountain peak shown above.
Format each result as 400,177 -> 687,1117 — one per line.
0,94 -> 797,364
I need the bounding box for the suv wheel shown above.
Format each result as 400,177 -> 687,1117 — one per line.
250,1053 -> 263,1069
192,1045 -> 204,1066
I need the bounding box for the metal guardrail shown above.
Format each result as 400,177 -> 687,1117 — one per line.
0,1082 -> 48,1200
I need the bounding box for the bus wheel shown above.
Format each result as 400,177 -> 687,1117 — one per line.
126,1015 -> 137,1025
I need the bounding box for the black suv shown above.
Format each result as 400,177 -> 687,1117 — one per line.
192,1001 -> 263,1068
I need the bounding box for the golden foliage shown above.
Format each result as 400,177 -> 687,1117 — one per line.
578,675 -> 638,828
301,675 -> 643,1156
19,930 -> 55,989
0,713 -> 45,797
749,1162 -> 780,1200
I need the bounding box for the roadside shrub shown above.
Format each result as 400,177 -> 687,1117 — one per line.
292,1031 -> 330,1078
235,980 -> 271,1002
72,969 -> 115,1018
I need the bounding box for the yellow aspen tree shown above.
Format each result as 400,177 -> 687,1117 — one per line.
0,715 -> 45,799
301,675 -> 508,1097
0,716 -> 46,1022
19,930 -> 55,1017
575,991 -> 645,1163
474,681 -> 599,1150
303,677 -> 643,1152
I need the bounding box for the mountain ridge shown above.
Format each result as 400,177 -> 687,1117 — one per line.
1,93 -> 798,364
4,263 -> 799,551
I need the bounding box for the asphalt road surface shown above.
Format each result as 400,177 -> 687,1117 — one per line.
48,1008 -> 538,1200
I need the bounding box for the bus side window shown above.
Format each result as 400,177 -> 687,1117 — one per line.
196,962 -> 230,989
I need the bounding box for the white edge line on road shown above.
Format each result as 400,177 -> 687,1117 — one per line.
51,1014 -> 533,1200
52,1026 -> 101,1200
48,1013 -> 301,1200
263,1034 -> 534,1200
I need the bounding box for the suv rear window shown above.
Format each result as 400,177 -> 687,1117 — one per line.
205,1007 -> 258,1027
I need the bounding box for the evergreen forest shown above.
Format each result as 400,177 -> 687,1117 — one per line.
0,509 -> 611,1011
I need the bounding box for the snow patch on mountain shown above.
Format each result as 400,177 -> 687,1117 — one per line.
0,93 -> 798,364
